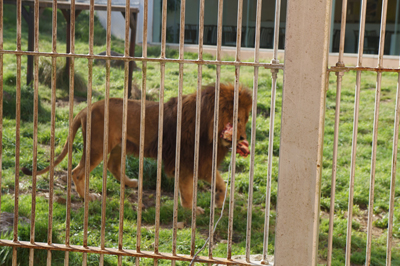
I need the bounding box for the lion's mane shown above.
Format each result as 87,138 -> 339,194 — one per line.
145,84 -> 252,182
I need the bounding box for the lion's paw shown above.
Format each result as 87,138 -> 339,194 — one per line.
88,193 -> 102,201
196,206 -> 205,215
125,177 -> 138,188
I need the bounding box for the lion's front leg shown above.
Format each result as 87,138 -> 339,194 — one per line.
107,144 -> 138,188
179,175 -> 205,215
200,170 -> 227,208
215,171 -> 227,208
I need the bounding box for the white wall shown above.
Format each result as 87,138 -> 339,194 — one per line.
96,0 -> 154,44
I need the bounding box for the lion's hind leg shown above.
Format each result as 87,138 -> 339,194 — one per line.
107,144 -> 138,188
71,118 -> 106,201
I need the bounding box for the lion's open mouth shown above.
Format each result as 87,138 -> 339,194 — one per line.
220,123 -> 250,158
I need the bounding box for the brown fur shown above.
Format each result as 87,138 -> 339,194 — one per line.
22,84 -> 252,210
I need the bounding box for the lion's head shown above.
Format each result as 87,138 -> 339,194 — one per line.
217,84 -> 252,148
199,83 -> 252,149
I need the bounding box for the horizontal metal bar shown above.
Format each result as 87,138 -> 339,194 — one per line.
0,240 -> 253,265
3,0 -> 139,12
0,50 -> 283,68
329,66 -> 400,73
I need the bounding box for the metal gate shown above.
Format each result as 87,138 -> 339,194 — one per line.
0,0 -> 283,265
1,0 -> 399,265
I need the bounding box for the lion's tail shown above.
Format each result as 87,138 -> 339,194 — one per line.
21,111 -> 84,176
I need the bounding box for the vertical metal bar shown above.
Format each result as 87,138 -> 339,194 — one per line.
244,56 -> 258,263
364,71 -> 381,262
386,74 -> 400,266
208,0 -> 223,260
272,0 -> 281,61
326,72 -> 343,266
13,0 -> 22,264
65,0 -> 76,265
344,0 -> 368,264
260,0 -> 281,262
190,0 -> 205,257
171,0 -> 186,261
29,0 -> 40,265
65,6 -> 75,266
364,2 -> 388,264
337,0 -> 348,65
246,0 -> 263,262
227,0 -> 243,260
82,0 -> 94,265
99,0 -> 112,265
47,0 -> 58,264
344,72 -> 361,266
154,0 -> 167,260
152,0 -> 165,263
118,0 -> 131,264
136,0 -> 148,263
82,1 -> 95,264
327,0 -> 349,263
377,0 -> 388,68
261,68 -> 278,264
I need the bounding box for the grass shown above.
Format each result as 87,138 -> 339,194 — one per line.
1,3 -> 400,266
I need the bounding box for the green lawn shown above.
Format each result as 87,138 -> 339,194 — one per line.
0,4 -> 399,266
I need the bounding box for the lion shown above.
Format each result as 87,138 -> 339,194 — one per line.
22,83 -> 252,213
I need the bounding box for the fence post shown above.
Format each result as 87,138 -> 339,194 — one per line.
274,0 -> 332,265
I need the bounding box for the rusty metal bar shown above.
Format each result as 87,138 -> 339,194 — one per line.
171,0 -> 186,261
343,0 -> 368,264
327,0 -> 351,263
260,0 -> 281,262
326,72 -> 343,266
344,70 -> 362,266
226,74 -> 240,259
227,0 -> 243,260
364,0 -> 388,264
190,0 -> 205,258
386,73 -> 400,266
82,1 -> 95,265
154,0 -> 167,259
0,239 -> 255,265
364,70 -> 382,263
203,0 -> 225,263
245,64 -> 258,262
337,0 -> 348,65
261,0 -> 282,253
29,0 -> 40,265
46,0 -> 58,264
246,0 -> 263,262
136,0 -> 148,262
99,0 -> 112,265
207,0 -> 223,260
377,0 -> 388,68
118,0 -> 131,264
12,0 -> 23,264
0,50 -> 282,68
65,1 -> 76,265
327,11 -> 350,265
